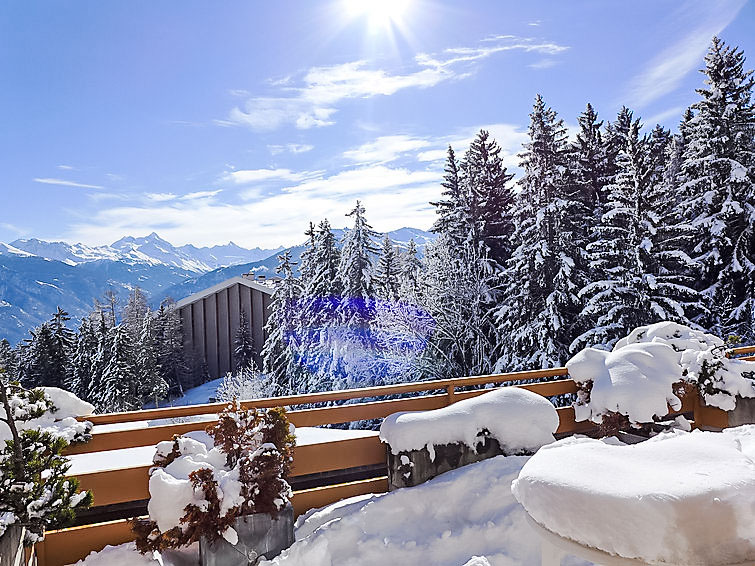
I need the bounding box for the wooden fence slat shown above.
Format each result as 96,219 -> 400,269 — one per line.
72,436 -> 386,507
291,476 -> 388,516
80,367 -> 569,426
67,380 -> 580,455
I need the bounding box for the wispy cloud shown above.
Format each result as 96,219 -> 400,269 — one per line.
145,192 -> 177,202
180,189 -> 222,200
33,178 -> 104,190
225,35 -> 569,131
56,164 -> 75,171
268,143 -> 314,155
343,135 -> 433,164
66,164 -> 442,247
643,105 -> 686,127
221,168 -> 311,185
626,0 -> 746,108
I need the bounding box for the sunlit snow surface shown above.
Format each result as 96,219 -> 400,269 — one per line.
513,426 -> 755,565
74,456 -> 591,566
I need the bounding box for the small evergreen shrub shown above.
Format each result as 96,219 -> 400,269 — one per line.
133,402 -> 295,552
0,370 -> 93,544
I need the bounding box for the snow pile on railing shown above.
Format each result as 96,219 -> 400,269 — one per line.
512,425 -> 755,565
567,321 -> 755,424
379,388 -> 559,459
0,386 -> 93,444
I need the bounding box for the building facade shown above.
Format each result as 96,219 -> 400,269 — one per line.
174,275 -> 274,379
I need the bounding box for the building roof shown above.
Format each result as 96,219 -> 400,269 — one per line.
174,275 -> 273,309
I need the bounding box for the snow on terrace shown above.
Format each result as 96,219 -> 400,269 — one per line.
513,426 -> 755,565
567,321 -> 755,424
75,455 -> 592,566
67,427 -> 376,475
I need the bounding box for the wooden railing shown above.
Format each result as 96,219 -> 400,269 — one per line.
33,346 -> 755,566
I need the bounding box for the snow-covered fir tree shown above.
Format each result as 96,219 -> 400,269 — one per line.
497,95 -> 585,370
375,235 -> 400,302
18,309 -> 73,388
155,299 -> 189,396
398,239 -> 423,301
262,250 -> 304,394
135,315 -> 168,407
679,37 -> 755,341
100,323 -> 139,412
233,309 -> 255,371
338,201 -> 379,302
575,119 -> 702,349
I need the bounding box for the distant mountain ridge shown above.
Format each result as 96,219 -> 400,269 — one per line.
7,233 -> 283,273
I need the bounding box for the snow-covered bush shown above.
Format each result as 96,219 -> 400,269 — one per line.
133,402 -> 295,552
567,321 -> 755,428
215,365 -> 276,404
0,372 -> 94,544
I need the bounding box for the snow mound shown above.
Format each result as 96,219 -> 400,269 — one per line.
263,456 -> 552,566
379,388 -> 558,458
0,387 -> 93,444
512,426 -> 755,565
568,321 -> 755,423
75,456 -> 590,566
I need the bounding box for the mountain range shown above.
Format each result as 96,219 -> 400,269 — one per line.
0,228 -> 434,346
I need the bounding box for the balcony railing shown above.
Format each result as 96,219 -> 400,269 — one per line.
31,346 -> 754,566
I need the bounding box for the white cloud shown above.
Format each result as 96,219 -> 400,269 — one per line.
529,59 -> 557,70
625,0 -> 746,108
65,164 -> 442,248
643,106 -> 686,128
221,168 -> 310,185
343,135 -> 433,164
56,164 -> 75,170
226,35 -> 569,131
33,178 -> 104,190
180,190 -> 222,200
268,143 -> 314,155
145,192 -> 177,202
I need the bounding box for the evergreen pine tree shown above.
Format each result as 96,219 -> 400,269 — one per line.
100,323 -> 139,412
679,37 -> 755,340
155,299 -> 189,395
375,235 -> 400,302
576,119 -> 702,349
398,239 -> 423,301
233,309 -> 255,371
498,95 -> 584,369
135,315 -> 167,407
261,251 -> 304,394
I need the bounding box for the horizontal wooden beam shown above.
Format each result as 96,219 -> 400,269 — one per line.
80,367 -> 569,426
66,381 -> 578,455
291,476 -> 388,517
73,436 -> 386,507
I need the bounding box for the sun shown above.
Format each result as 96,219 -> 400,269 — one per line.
343,0 -> 412,31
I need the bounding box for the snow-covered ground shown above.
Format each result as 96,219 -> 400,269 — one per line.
513,426 -> 755,565
74,455 -> 590,566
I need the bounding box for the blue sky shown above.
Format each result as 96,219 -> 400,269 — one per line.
1,0 -> 753,248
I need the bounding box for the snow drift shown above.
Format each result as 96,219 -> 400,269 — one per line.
512,426 -> 755,565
